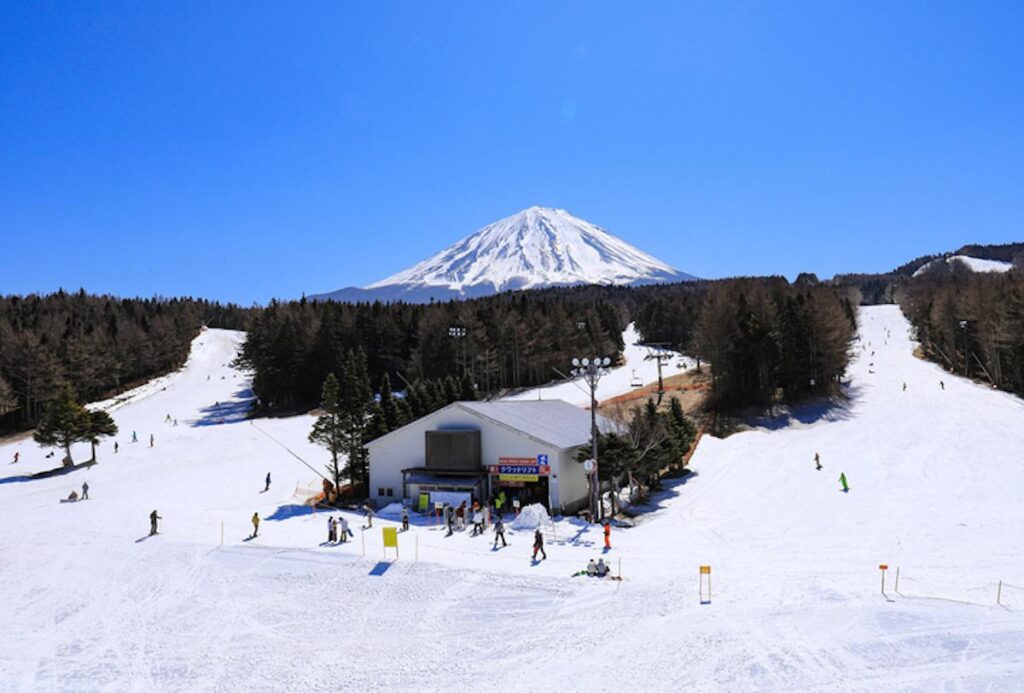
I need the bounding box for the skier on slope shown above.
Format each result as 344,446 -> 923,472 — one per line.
401,506 -> 410,532
149,434 -> 155,448
493,516 -> 507,548
114,441 -> 119,454
251,512 -> 260,537
339,516 -> 351,543
603,519 -> 612,550
532,528 -> 547,561
839,472 -> 849,493
81,481 -> 89,500
132,431 -> 138,443
815,452 -> 822,471
264,472 -> 271,492
363,505 -> 375,529
149,510 -> 162,536
328,516 -> 337,543
12,451 -> 18,464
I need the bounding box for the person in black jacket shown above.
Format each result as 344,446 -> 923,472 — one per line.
493,517 -> 507,548
150,510 -> 162,536
532,528 -> 546,561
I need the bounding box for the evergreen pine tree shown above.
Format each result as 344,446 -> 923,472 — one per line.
84,409 -> 118,463
442,375 -> 460,404
339,349 -> 374,493
32,385 -> 90,466
459,372 -> 476,401
378,373 -> 402,431
309,373 -> 346,493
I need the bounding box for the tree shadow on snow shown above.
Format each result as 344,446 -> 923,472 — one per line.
0,459 -> 95,485
622,471 -> 700,519
190,388 -> 255,427
264,504 -> 317,522
746,388 -> 860,432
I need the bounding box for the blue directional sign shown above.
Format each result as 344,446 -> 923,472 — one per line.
537,454 -> 548,465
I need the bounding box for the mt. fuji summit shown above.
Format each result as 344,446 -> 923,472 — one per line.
312,206 -> 697,303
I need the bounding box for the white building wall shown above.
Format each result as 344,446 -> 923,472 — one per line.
367,403 -> 591,513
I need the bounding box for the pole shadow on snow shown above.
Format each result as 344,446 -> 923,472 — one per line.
191,388 -> 255,427
369,561 -> 393,576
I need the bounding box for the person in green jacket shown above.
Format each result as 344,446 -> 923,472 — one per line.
496,490 -> 507,517
839,472 -> 849,493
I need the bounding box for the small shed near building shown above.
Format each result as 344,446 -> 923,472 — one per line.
366,400 -> 617,515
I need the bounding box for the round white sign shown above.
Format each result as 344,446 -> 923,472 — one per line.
582,459 -> 595,473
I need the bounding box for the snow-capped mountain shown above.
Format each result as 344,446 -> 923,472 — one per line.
312,206 -> 697,303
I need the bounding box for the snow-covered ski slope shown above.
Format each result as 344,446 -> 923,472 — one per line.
504,322 -> 695,406
912,254 -> 1015,277
1,307 -> 1023,691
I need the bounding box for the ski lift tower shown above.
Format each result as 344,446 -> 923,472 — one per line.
644,344 -> 673,406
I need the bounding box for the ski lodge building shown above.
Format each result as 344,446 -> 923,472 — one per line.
366,400 -> 617,515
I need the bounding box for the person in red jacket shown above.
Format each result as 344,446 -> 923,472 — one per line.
603,519 -> 611,550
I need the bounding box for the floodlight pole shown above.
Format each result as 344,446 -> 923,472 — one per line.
572,356 -> 610,522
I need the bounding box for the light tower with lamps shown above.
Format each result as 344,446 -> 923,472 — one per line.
571,355 -> 612,521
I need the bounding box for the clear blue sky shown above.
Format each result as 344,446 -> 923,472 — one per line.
2,2 -> 1023,304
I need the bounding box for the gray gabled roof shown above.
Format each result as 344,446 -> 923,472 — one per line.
365,399 -> 620,451
454,399 -> 618,450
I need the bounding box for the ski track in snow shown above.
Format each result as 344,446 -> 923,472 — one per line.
1,308 -> 1024,691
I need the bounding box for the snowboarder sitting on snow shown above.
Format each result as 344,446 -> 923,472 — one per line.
596,558 -> 609,578
66,490 -> 79,502
587,559 -> 598,576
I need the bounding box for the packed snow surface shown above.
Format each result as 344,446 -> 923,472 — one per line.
912,254 -> 1015,277
366,206 -> 696,293
2,307 -> 1024,690
510,503 -> 551,530
504,322 -> 696,406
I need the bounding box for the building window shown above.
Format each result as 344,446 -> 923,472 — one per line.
386,488 -> 394,497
